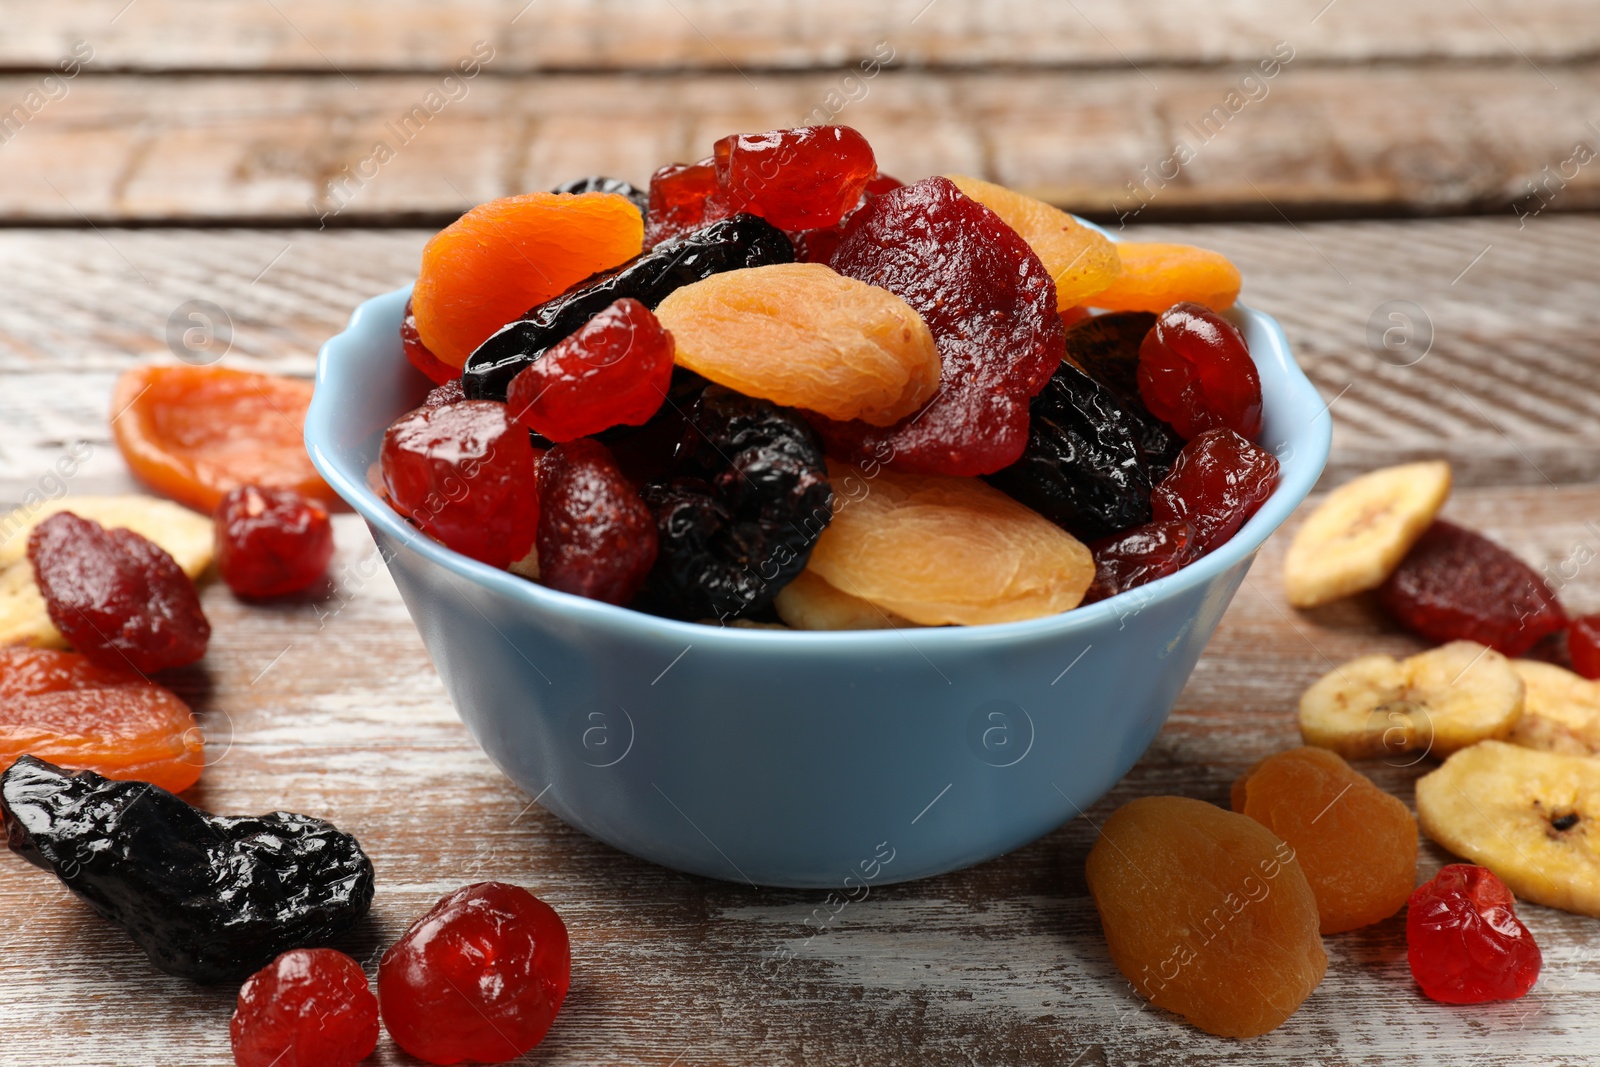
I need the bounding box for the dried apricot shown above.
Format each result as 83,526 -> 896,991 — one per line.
1086,242 -> 1241,313
111,365 -> 334,514
1233,747 -> 1418,934
804,461 -> 1093,626
1086,796 -> 1326,1038
945,175 -> 1120,308
772,568 -> 918,631
0,647 -> 202,793
654,263 -> 940,426
412,192 -> 644,368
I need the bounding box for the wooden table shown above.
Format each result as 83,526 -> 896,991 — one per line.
3,4 -> 1599,1064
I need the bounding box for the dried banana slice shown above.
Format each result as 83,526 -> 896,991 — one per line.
1298,640 -> 1523,759
1416,740 -> 1600,917
772,568 -> 919,631
0,495 -> 213,648
1509,660 -> 1600,757
1282,461 -> 1451,608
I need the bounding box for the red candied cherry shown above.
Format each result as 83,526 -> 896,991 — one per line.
536,439 -> 658,605
215,486 -> 335,598
230,948 -> 379,1067
505,298 -> 674,443
1150,428 -> 1279,557
644,158 -> 729,248
402,296 -> 460,386
380,400 -> 540,570
712,126 -> 877,231
1570,615 -> 1600,679
1407,864 -> 1541,1004
27,511 -> 210,673
378,882 -> 571,1066
1138,301 -> 1263,440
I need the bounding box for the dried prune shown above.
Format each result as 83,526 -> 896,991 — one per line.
536,440 -> 658,605
983,360 -> 1152,542
1083,519 -> 1194,603
819,176 -> 1061,476
463,214 -> 794,401
1063,311 -> 1183,478
1379,520 -> 1567,656
1139,302 -> 1263,441
640,386 -> 832,621
231,949 -> 379,1067
551,174 -> 648,214
644,159 -> 730,249
401,296 -> 459,386
506,297 -> 675,442
0,755 -> 374,983
379,882 -> 570,1065
28,512 -> 210,673
215,486 -> 335,598
713,125 -> 876,231
380,400 -> 541,570
1408,864 -> 1541,1003
1151,428 -> 1279,556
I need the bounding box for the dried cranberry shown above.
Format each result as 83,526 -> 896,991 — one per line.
505,298 -> 674,443
378,882 -> 570,1066
713,126 -> 877,231
818,175 -> 1062,476
1571,614 -> 1600,679
215,486 -> 335,598
421,377 -> 465,409
644,159 -> 730,248
1407,864 -> 1540,1004
1138,302 -> 1263,441
401,296 -> 459,386
231,949 -> 379,1067
1084,520 -> 1195,602
536,439 -> 658,605
380,400 -> 540,570
1378,521 -> 1567,657
27,512 -> 210,673
1150,428 -> 1278,556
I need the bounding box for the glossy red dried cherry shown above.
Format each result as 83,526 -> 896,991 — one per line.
378,882 -> 571,1066
402,296 -> 459,386
506,298 -> 674,443
27,512 -> 210,673
1138,302 -> 1263,441
215,486 -> 335,598
1407,864 -> 1540,1004
713,125 -> 877,231
536,439 -> 658,605
230,948 -> 379,1067
380,400 -> 540,570
1378,521 -> 1567,657
1084,519 -> 1195,602
1568,614 -> 1600,679
1150,428 -> 1278,556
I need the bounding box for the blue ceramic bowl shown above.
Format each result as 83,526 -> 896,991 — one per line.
308,285 -> 1328,888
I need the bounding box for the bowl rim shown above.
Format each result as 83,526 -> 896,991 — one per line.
307,238 -> 1330,651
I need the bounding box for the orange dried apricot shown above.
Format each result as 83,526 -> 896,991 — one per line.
805,461 -> 1093,625
1086,242 -> 1241,313
945,175 -> 1120,309
654,263 -> 940,425
1087,795 -> 1326,1038
412,192 -> 644,368
1232,747 -> 1417,934
111,365 -> 334,514
0,646 -> 203,793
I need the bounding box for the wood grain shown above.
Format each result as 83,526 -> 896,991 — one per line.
5,0 -> 1599,72
3,218 -> 1598,502
2,64 -> 1598,223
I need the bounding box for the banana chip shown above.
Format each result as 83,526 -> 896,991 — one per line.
1509,660 -> 1600,758
0,495 -> 213,648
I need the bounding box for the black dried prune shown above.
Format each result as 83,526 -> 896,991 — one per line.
984,360 -> 1152,542
1,755 -> 374,983
1064,312 -> 1183,479
464,214 -> 794,401
550,175 -> 648,214
639,386 -> 832,621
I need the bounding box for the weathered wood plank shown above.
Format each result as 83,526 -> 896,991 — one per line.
0,487 -> 1596,1065
2,65 -> 1598,223
4,0 -> 1599,72
3,217 -> 1597,498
